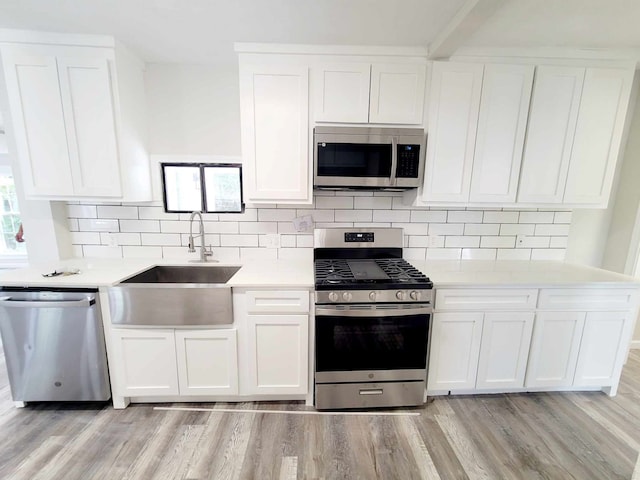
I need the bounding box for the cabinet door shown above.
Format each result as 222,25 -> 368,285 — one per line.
175,329 -> 238,395
564,67 -> 634,206
525,311 -> 585,388
422,62 -> 483,202
369,63 -> 426,124
573,311 -> 633,387
476,312 -> 534,389
427,312 -> 483,391
246,314 -> 308,394
239,63 -> 310,203
111,329 -> 179,396
518,66 -> 585,203
469,64 -> 534,203
57,57 -> 122,197
313,63 -> 370,123
1,51 -> 73,196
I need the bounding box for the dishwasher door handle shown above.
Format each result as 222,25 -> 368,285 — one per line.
0,298 -> 95,308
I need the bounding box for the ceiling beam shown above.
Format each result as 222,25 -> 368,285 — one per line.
428,0 -> 508,59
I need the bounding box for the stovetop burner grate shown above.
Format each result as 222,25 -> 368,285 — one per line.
314,258 -> 431,289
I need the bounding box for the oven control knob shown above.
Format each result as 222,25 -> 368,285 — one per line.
342,292 -> 353,302
369,291 -> 377,301
410,291 -> 420,300
396,290 -> 405,300
328,292 -> 339,302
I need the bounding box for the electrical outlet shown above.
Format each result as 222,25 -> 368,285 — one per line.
263,233 -> 280,249
516,234 -> 526,246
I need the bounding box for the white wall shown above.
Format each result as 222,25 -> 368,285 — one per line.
145,63 -> 241,156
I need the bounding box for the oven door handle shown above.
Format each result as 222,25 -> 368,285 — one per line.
315,306 -> 432,317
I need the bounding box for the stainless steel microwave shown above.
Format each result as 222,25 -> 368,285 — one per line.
313,126 -> 426,190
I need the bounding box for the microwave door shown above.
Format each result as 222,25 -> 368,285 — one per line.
315,138 -> 395,188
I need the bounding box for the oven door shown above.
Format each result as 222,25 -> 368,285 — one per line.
314,132 -> 396,188
315,304 -> 431,384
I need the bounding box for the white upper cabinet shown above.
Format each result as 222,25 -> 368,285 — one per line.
239,60 -> 311,204
313,62 -> 425,125
469,64 -> 534,203
369,63 -> 426,124
0,41 -> 151,201
517,66 -> 585,204
564,67 -> 634,206
313,63 -> 371,123
422,62 -> 483,203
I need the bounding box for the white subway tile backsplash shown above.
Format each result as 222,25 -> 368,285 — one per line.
78,219 -> 119,232
497,248 -> 532,260
446,236 -> 480,248
354,196 -> 392,209
258,209 -> 297,222
67,196 -> 571,262
141,233 -> 182,246
519,212 -> 554,224
373,210 -> 410,223
448,211 -> 483,223
67,205 -> 97,218
429,224 -> 464,235
239,222 -> 278,234
123,246 -> 162,258
97,205 -> 138,219
315,196 -> 354,209
462,248 -> 497,260
220,234 -> 259,247
410,210 -> 447,223
464,224 -> 500,236
534,224 -> 571,236
335,210 -> 373,222
531,249 -> 566,261
480,236 -> 516,248
483,211 -> 519,224
120,219 -> 160,233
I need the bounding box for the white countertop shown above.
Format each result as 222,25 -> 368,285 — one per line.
0,258 -> 315,288
413,260 -> 639,287
0,258 -> 636,289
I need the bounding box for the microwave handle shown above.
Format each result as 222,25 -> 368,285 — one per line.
390,136 -> 398,186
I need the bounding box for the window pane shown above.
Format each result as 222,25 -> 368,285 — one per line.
204,166 -> 243,213
162,165 -> 202,212
0,165 -> 26,256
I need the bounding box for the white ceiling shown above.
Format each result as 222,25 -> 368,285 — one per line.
466,0 -> 640,49
0,0 -> 467,64
1,1 -> 639,65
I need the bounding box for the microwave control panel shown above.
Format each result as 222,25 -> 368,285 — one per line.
396,145 -> 421,178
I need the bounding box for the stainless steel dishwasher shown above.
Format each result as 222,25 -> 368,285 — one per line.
0,288 -> 111,403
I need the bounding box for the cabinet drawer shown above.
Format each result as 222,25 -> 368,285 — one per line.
245,290 -> 310,313
435,288 -> 538,311
538,288 -> 639,310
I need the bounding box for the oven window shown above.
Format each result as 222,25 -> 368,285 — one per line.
317,143 -> 392,177
315,314 -> 429,372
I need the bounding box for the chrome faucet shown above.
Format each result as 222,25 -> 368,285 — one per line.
188,211 -> 216,262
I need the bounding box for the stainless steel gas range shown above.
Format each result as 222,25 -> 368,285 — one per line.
313,228 -> 433,410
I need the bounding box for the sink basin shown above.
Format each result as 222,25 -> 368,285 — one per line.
121,265 -> 241,284
108,265 -> 242,327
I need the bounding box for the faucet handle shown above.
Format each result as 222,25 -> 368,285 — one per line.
204,244 -> 214,256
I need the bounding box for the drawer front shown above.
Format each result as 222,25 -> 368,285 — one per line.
538,288 -> 639,310
246,290 -> 310,314
435,288 -> 538,311
315,381 -> 424,410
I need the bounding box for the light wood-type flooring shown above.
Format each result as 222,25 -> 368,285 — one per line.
1,344 -> 640,479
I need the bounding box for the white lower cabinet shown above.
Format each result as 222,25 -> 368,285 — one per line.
112,328 -> 238,397
112,329 -> 179,396
245,314 -> 309,395
476,312 -> 535,389
175,329 -> 238,395
427,312 -> 483,391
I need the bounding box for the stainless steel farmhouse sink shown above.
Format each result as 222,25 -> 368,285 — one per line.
108,265 -> 241,326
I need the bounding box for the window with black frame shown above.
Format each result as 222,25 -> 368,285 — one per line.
161,163 -> 244,214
